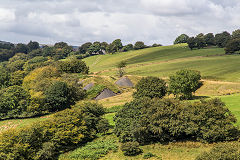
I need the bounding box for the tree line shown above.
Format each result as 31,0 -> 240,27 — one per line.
174,29 -> 240,54
0,40 -> 162,63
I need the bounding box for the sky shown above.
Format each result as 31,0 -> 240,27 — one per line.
0,0 -> 239,46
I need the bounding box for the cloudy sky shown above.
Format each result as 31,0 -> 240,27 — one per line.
0,0 -> 239,46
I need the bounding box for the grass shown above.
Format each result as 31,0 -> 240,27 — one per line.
0,115 -> 50,133
100,136 -> 214,160
98,91 -> 133,108
220,94 -> 240,126
195,80 -> 240,96
58,135 -> 118,160
83,44 -> 240,82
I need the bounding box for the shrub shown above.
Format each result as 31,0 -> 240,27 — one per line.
23,66 -> 61,92
0,66 -> 10,88
0,103 -> 110,160
44,81 -> 85,112
10,70 -> 26,86
114,98 -> 239,144
143,152 -> 157,159
0,85 -> 31,119
57,58 -> 89,74
133,76 -> 167,99
196,143 -> 240,160
23,56 -> 49,72
169,69 -> 202,100
121,142 -> 142,156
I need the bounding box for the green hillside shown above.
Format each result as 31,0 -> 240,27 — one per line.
84,44 -> 240,82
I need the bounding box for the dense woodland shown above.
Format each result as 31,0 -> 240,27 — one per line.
0,30 -> 240,159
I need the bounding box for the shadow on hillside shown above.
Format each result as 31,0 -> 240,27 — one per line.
192,96 -> 210,100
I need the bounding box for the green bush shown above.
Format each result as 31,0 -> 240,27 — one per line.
114,98 -> 239,144
143,152 -> 158,159
0,103 -> 110,160
169,69 -> 202,100
0,85 -> 31,119
56,58 -> 89,74
196,143 -> 240,160
121,142 -> 142,156
133,76 -> 167,99
0,66 -> 10,88
44,81 -> 85,112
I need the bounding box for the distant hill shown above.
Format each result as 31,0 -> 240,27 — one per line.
0,40 -> 12,45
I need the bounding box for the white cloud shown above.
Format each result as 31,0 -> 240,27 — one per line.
0,0 -> 239,45
0,8 -> 15,22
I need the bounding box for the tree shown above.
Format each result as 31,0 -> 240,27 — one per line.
196,33 -> 204,38
225,38 -> 240,54
112,39 -> 123,51
121,44 -> 133,52
232,29 -> 240,39
187,37 -> 196,50
174,34 -> 189,44
56,58 -> 89,74
107,39 -> 123,53
14,43 -> 29,54
116,61 -> 127,77
0,66 -> 10,88
88,41 -> 101,54
114,98 -> 239,144
204,33 -> 215,46
133,76 -> 167,99
0,42 -> 14,50
0,103 -> 109,160
44,81 -> 75,112
215,31 -> 231,48
28,49 -> 43,58
79,42 -> 92,54
54,42 -> 68,49
6,53 -> 29,72
27,41 -> 40,52
10,70 -> 26,86
169,69 -> 202,99
42,46 -> 55,57
195,37 -> 206,49
0,85 -> 31,119
0,49 -> 15,62
100,42 -> 108,52
152,43 -> 162,47
134,41 -> 146,50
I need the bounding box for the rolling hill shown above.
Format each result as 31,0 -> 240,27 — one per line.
84,44 -> 240,82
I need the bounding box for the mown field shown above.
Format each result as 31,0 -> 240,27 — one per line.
84,44 -> 240,82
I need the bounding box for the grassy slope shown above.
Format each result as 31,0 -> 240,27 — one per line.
84,44 -> 240,82
0,115 -> 50,133
221,94 -> 240,126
